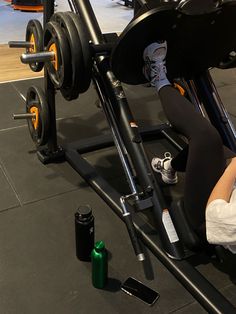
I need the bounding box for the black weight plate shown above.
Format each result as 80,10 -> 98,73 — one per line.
111,2 -> 236,83
25,19 -> 44,72
67,12 -> 92,94
44,20 -> 71,89
26,86 -> 50,146
51,12 -> 81,101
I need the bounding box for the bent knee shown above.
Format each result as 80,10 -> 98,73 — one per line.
193,124 -> 222,148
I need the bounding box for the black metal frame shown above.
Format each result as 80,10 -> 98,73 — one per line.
39,0 -> 236,312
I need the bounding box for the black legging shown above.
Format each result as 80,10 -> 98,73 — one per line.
159,86 -> 226,233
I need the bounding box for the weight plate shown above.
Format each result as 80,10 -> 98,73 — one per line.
26,86 -> 50,146
67,12 -> 93,94
44,20 -> 71,89
25,19 -> 44,72
51,12 -> 81,101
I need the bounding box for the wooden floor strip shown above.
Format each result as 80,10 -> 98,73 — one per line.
0,44 -> 43,83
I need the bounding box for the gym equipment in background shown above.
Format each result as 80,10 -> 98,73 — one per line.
118,0 -> 134,8
12,0 -> 43,11
8,0 -> 236,312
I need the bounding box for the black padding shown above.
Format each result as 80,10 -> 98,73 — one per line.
111,1 -> 236,84
169,198 -> 200,250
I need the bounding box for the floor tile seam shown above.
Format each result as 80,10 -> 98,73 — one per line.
167,281 -> 236,314
0,124 -> 28,133
229,112 -> 236,119
217,82 -> 236,89
11,81 -> 27,102
21,185 -> 88,207
0,184 -> 88,214
218,281 -> 236,293
0,160 -> 23,206
0,76 -> 43,85
0,203 -> 22,215
167,300 -> 199,313
0,114 -> 86,133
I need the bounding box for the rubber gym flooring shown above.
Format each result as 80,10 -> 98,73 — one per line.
1,68 -> 236,314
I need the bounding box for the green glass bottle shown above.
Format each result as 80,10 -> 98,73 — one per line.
91,240 -> 108,289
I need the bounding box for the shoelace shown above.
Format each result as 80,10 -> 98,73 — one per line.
149,62 -> 167,81
143,58 -> 167,86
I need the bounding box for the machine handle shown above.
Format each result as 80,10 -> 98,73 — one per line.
123,213 -> 145,261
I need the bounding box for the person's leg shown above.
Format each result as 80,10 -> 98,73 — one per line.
143,42 -> 226,232
159,86 -> 226,231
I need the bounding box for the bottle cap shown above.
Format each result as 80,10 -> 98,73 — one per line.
95,240 -> 105,251
76,205 -> 92,219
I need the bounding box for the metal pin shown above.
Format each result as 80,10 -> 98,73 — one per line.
8,41 -> 34,49
13,113 -> 36,120
21,51 -> 55,64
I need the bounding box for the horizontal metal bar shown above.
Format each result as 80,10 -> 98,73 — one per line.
13,113 -> 36,120
8,41 -> 33,49
21,51 -> 54,64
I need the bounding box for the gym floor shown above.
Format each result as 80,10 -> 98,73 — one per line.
1,1 -> 236,314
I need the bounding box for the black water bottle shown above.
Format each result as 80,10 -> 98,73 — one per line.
75,205 -> 94,261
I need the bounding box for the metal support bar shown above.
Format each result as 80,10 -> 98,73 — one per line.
92,72 -> 139,197
21,51 -> 54,64
66,148 -> 236,314
40,0 -> 61,157
13,113 -> 36,120
73,0 -> 104,44
194,71 -> 236,152
8,41 -> 33,49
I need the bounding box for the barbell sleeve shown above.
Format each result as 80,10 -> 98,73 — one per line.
13,113 -> 36,120
8,41 -> 34,49
21,51 -> 55,64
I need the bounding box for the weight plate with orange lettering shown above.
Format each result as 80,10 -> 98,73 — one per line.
25,19 -> 44,72
26,86 -> 50,146
44,20 -> 71,89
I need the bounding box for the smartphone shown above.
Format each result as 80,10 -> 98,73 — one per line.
121,277 -> 160,306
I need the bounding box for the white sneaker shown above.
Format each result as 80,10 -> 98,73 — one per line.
143,41 -> 170,91
151,152 -> 178,184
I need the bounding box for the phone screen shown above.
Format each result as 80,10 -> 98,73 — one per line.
121,277 -> 160,305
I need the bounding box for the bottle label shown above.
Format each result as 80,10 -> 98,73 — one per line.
162,209 -> 179,243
